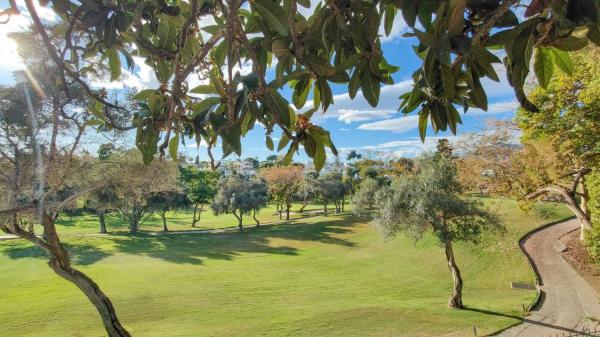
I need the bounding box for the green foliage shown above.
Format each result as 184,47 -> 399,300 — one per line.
12,0 -> 600,168
352,178 -> 380,217
377,153 -> 502,244
179,166 -> 220,206
585,171 -> 600,261
211,174 -> 268,230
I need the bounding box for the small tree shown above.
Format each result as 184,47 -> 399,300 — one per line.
211,174 -> 266,232
260,166 -> 304,220
352,178 -> 379,216
87,185 -> 118,234
376,153 -> 501,309
247,178 -> 269,226
180,166 -> 220,227
112,151 -> 180,234
146,191 -> 190,232
295,175 -> 318,213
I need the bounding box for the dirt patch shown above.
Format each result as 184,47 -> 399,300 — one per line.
560,228 -> 600,294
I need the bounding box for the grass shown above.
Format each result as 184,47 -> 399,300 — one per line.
0,198 -> 572,337
48,203 -> 327,235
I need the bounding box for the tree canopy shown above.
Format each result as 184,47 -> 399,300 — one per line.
4,0 -> 600,169
376,153 -> 501,308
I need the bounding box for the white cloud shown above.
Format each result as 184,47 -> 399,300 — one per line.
471,100 -> 519,115
357,115 -> 418,133
342,135 -> 466,158
312,80 -> 413,121
379,14 -> 408,43
356,99 -> 518,133
338,109 -> 395,123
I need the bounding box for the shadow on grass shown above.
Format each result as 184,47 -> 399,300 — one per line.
2,242 -> 112,266
463,306 -> 593,334
2,214 -> 363,266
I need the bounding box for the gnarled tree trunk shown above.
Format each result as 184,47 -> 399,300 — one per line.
526,183 -> 592,241
253,209 -> 260,227
98,210 -> 107,234
233,211 -> 243,232
192,203 -> 199,227
161,212 -> 168,232
444,240 -> 463,309
41,214 -> 131,337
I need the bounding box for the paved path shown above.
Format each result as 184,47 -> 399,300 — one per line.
495,219 -> 600,336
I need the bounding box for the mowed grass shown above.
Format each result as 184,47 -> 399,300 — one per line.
48,203 -> 326,235
0,198 -> 571,337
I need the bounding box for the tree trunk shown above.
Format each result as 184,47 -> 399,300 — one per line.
98,210 -> 107,234
129,216 -> 139,234
253,209 -> 260,227
286,203 -> 290,220
192,203 -> 199,227
341,197 -> 345,212
299,202 -> 307,213
527,185 -> 592,241
444,240 -> 463,309
42,214 -> 131,337
161,212 -> 168,232
323,202 -> 328,216
233,211 -> 243,232
49,260 -> 131,337
277,203 -> 282,220
580,177 -> 591,241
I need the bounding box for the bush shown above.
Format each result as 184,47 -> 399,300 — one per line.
585,171 -> 600,262
532,203 -> 557,220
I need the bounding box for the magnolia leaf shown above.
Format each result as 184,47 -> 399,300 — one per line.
190,85 -> 218,95
292,73 -> 311,109
252,0 -> 289,37
549,48 -> 573,75
169,133 -> 179,161
534,47 -> 554,89
107,48 -> 121,81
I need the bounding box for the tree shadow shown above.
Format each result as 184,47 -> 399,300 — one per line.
106,214 -> 362,264
463,306 -> 593,334
0,214 -> 364,267
2,242 -> 112,266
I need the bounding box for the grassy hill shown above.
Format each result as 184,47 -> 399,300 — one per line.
0,198 -> 571,336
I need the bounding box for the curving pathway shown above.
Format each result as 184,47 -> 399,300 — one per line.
495,219 -> 600,336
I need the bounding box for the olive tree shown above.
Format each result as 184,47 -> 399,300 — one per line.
112,151 -> 181,234
211,174 -> 268,231
352,177 -> 380,216
376,153 -> 501,309
146,190 -> 191,232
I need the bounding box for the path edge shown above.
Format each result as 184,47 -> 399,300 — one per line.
486,216 -> 575,336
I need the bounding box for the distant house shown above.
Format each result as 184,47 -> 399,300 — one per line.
217,160 -> 257,177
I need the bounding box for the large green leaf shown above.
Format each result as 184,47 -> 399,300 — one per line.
190,85 -> 218,95
252,0 -> 289,37
292,73 -> 311,109
107,48 -> 121,81
534,47 -> 554,89
169,132 -> 179,161
549,48 -> 573,75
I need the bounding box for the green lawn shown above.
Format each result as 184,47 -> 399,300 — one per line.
0,198 -> 571,336
49,203 -> 327,235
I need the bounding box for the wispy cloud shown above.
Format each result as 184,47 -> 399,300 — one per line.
357,115 -> 418,133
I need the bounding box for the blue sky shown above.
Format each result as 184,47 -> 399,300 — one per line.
0,1 -> 519,162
